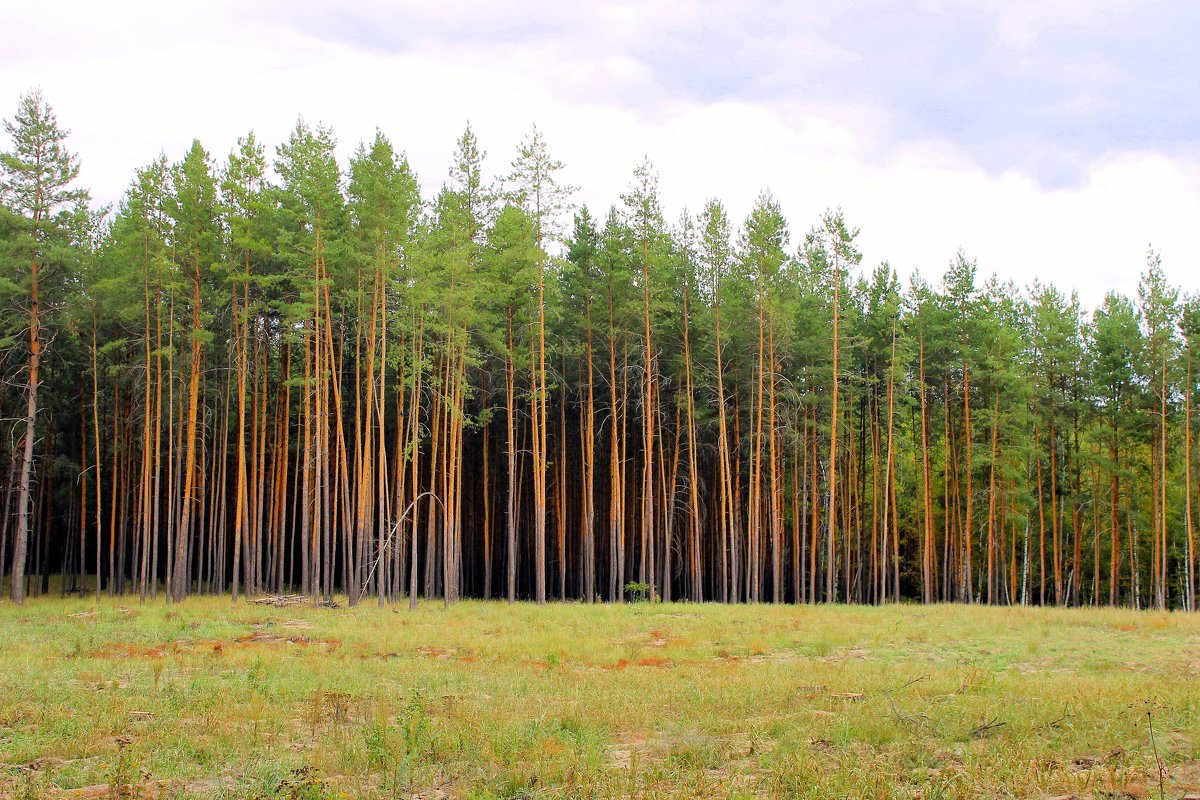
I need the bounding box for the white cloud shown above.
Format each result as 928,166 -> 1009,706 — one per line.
1,0 -> 1197,310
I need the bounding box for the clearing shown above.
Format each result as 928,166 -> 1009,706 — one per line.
0,598 -> 1197,799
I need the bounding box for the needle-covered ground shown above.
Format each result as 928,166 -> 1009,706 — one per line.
0,597 -> 1197,799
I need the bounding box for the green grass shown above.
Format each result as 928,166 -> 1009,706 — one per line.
1,597 -> 1197,798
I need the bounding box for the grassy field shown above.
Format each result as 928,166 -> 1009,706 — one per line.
0,597 -> 1197,799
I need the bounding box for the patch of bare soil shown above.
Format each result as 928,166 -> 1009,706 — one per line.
90,630 -> 340,660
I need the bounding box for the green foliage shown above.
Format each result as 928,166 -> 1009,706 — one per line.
0,88 -> 90,341
624,581 -> 652,601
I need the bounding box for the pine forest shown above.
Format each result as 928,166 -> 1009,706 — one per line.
5,89 -> 1200,612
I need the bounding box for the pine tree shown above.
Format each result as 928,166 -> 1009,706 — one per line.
1138,250 -> 1178,610
738,192 -> 789,602
564,207 -> 601,601
167,140 -> 220,602
507,125 -> 573,603
621,159 -> 668,600
0,90 -> 88,604
800,210 -> 860,602
347,131 -> 421,605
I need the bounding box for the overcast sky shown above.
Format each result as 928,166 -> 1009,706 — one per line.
4,0 -> 1198,309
